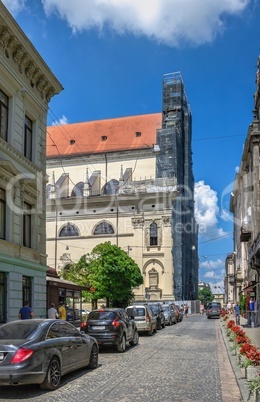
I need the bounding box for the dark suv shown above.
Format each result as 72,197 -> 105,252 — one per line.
147,303 -> 165,330
80,308 -> 139,352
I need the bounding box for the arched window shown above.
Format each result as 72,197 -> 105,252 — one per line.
59,223 -> 79,237
103,179 -> 119,195
94,222 -> 114,235
150,222 -> 158,246
71,182 -> 84,197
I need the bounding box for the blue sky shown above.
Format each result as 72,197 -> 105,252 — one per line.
3,0 -> 260,292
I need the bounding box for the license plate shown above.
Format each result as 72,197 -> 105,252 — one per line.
92,326 -> 105,330
0,352 -> 4,361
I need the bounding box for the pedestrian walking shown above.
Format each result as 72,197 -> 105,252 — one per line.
59,301 -> 67,320
234,301 -> 240,325
47,303 -> 59,319
185,304 -> 189,318
18,301 -> 34,320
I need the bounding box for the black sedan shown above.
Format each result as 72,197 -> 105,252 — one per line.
0,319 -> 98,390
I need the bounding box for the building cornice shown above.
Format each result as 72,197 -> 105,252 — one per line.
0,11 -> 63,102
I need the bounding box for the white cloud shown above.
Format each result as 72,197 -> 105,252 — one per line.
194,180 -> 228,240
200,258 -> 223,270
2,0 -> 26,16
40,0 -> 250,46
52,115 -> 69,125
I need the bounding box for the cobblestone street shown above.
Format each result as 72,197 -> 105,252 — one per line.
0,315 -> 241,402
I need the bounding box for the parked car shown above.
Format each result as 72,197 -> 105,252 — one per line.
80,308 -> 139,352
66,308 -> 80,321
174,304 -> 183,322
126,305 -> 157,335
0,319 -> 98,390
161,304 -> 177,325
206,302 -> 221,319
146,303 -> 166,330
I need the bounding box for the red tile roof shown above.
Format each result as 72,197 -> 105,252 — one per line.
46,113 -> 162,157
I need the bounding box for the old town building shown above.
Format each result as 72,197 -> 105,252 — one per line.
228,56 -> 260,322
0,2 -> 62,322
46,73 -> 199,302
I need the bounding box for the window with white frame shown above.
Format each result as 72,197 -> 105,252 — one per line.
24,116 -> 33,160
0,188 -> 6,240
23,202 -> 32,248
150,222 -> 158,246
0,90 -> 8,142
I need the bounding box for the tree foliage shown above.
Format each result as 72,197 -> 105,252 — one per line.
198,287 -> 214,306
63,242 -> 143,308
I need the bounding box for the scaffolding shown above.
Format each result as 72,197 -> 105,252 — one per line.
156,71 -> 198,301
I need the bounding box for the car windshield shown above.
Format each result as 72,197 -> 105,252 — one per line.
162,305 -> 170,312
132,307 -> 145,316
149,305 -> 158,313
0,322 -> 39,339
88,311 -> 116,320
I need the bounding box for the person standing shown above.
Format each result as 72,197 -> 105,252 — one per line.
59,302 -> 66,320
18,301 -> 34,320
185,304 -> 189,318
47,303 -> 59,319
234,301 -> 241,325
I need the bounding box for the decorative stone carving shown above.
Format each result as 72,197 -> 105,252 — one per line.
162,215 -> 171,226
0,28 -> 10,47
132,216 -> 144,228
0,24 -> 57,101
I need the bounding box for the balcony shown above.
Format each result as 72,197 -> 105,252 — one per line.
240,221 -> 251,242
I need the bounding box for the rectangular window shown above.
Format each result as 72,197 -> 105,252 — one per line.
0,272 -> 6,323
0,188 -> 6,240
0,90 -> 8,141
24,116 -> 33,160
22,276 -> 32,307
23,202 -> 32,248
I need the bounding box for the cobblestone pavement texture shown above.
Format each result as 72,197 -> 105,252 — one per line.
0,315 -> 243,402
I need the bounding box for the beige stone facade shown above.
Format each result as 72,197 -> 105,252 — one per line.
0,2 -> 62,322
46,144 -> 179,300
228,56 -> 260,322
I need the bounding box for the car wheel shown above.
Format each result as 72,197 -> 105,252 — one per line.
130,330 -> 139,346
157,319 -> 162,330
87,344 -> 98,369
207,316 -> 210,319
117,334 -> 126,352
40,356 -> 61,390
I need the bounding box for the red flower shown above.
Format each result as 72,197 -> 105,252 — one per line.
240,343 -> 255,355
227,320 -> 235,328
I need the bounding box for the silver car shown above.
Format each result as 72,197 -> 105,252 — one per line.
126,305 -> 157,336
161,304 -> 178,325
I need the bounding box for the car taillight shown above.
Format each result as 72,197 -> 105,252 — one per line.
146,314 -> 151,322
11,348 -> 34,364
112,318 -> 121,327
81,321 -> 87,329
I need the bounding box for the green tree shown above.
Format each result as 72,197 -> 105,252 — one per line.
198,287 -> 214,306
63,242 -> 143,308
